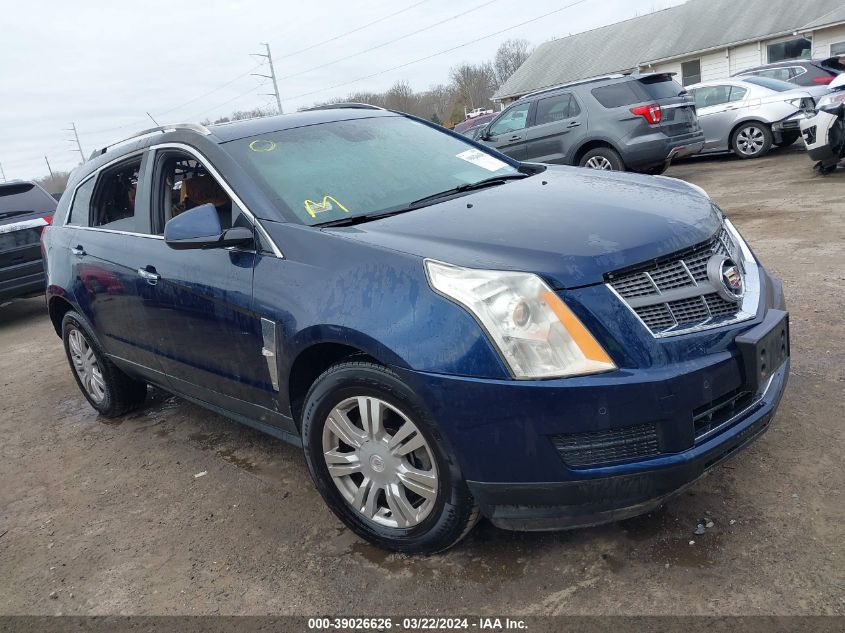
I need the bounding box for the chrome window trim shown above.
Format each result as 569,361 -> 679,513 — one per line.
606,219 -> 760,339
73,225 -> 164,240
62,150 -> 146,229
148,142 -> 284,259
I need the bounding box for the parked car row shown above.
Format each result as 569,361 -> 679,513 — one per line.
455,59 -> 844,170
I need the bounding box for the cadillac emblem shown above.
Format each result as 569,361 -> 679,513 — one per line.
708,255 -> 744,302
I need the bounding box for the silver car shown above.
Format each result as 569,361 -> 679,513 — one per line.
687,76 -> 819,159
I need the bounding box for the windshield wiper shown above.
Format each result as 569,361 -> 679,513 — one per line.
405,173 -> 529,209
319,173 -> 529,228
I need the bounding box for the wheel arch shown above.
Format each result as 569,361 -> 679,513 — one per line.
48,295 -> 76,337
571,139 -> 622,166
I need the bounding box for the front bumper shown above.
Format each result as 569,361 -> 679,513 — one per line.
466,362 -> 787,530
393,268 -> 788,531
800,110 -> 841,163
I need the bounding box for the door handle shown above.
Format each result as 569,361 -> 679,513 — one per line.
137,267 -> 160,285
567,121 -> 581,128
507,134 -> 523,141
71,246 -> 86,257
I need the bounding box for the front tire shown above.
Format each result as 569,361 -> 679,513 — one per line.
301,361 -> 478,554
62,311 -> 147,417
579,147 -> 625,171
732,122 -> 772,159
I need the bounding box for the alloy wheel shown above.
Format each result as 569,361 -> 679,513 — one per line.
68,328 -> 106,403
322,396 -> 439,528
584,156 -> 613,170
736,126 -> 765,156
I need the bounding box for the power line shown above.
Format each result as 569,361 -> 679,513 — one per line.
276,0 -> 499,83
286,0 -> 591,103
277,0 -> 428,60
251,43 -> 283,114
66,123 -> 85,162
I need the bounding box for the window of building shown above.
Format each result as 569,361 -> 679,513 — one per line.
767,38 -> 811,63
67,177 -> 96,226
832,41 -> 845,56
681,59 -> 701,86
91,158 -> 143,232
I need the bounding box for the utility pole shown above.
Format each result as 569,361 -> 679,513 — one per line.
251,43 -> 283,114
67,123 -> 85,162
0,162 -> 6,182
44,156 -> 54,178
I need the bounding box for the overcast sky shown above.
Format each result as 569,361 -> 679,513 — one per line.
0,0 -> 686,180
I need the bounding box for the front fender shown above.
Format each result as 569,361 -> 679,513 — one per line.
255,221 -> 509,380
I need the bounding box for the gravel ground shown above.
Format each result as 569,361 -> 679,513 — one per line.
0,145 -> 843,616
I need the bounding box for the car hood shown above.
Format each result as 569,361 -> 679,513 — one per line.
323,166 -> 722,289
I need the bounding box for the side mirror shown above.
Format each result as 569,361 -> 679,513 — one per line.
164,203 -> 253,250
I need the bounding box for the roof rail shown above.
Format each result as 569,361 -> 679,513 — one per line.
301,102 -> 384,112
89,123 -> 211,160
521,74 -> 627,99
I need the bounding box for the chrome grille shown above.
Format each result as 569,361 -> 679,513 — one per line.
608,226 -> 746,336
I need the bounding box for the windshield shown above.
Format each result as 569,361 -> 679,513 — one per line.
224,116 -> 519,225
742,76 -> 795,92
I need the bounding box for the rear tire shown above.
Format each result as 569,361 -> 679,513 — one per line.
301,361 -> 479,554
731,122 -> 772,159
579,147 -> 625,171
62,311 -> 147,417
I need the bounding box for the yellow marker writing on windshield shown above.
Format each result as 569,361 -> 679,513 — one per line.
304,195 -> 350,218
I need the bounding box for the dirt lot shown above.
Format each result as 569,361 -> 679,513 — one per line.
1,146 -> 843,616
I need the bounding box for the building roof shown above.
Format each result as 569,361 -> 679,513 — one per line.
802,5 -> 845,30
494,0 -> 845,101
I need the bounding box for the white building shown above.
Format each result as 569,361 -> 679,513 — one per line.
494,0 -> 845,104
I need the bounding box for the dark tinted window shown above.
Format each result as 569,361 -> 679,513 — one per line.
767,38 -> 811,63
681,60 -> 701,86
534,93 -> 576,125
591,82 -> 642,108
637,75 -> 685,99
742,76 -> 794,92
67,177 -> 95,226
0,182 -> 57,216
91,158 -> 143,232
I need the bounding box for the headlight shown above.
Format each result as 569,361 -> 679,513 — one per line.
424,260 -> 617,379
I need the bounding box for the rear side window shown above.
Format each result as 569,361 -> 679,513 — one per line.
591,82 -> 642,108
0,182 -> 57,217
693,85 -> 732,108
534,93 -> 579,125
67,178 -> 96,226
91,158 -> 142,232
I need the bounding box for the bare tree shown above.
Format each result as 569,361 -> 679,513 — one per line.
34,171 -> 71,195
450,62 -> 496,112
383,80 -> 419,114
493,38 -> 533,87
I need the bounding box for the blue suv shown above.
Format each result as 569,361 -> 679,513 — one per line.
43,106 -> 789,553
